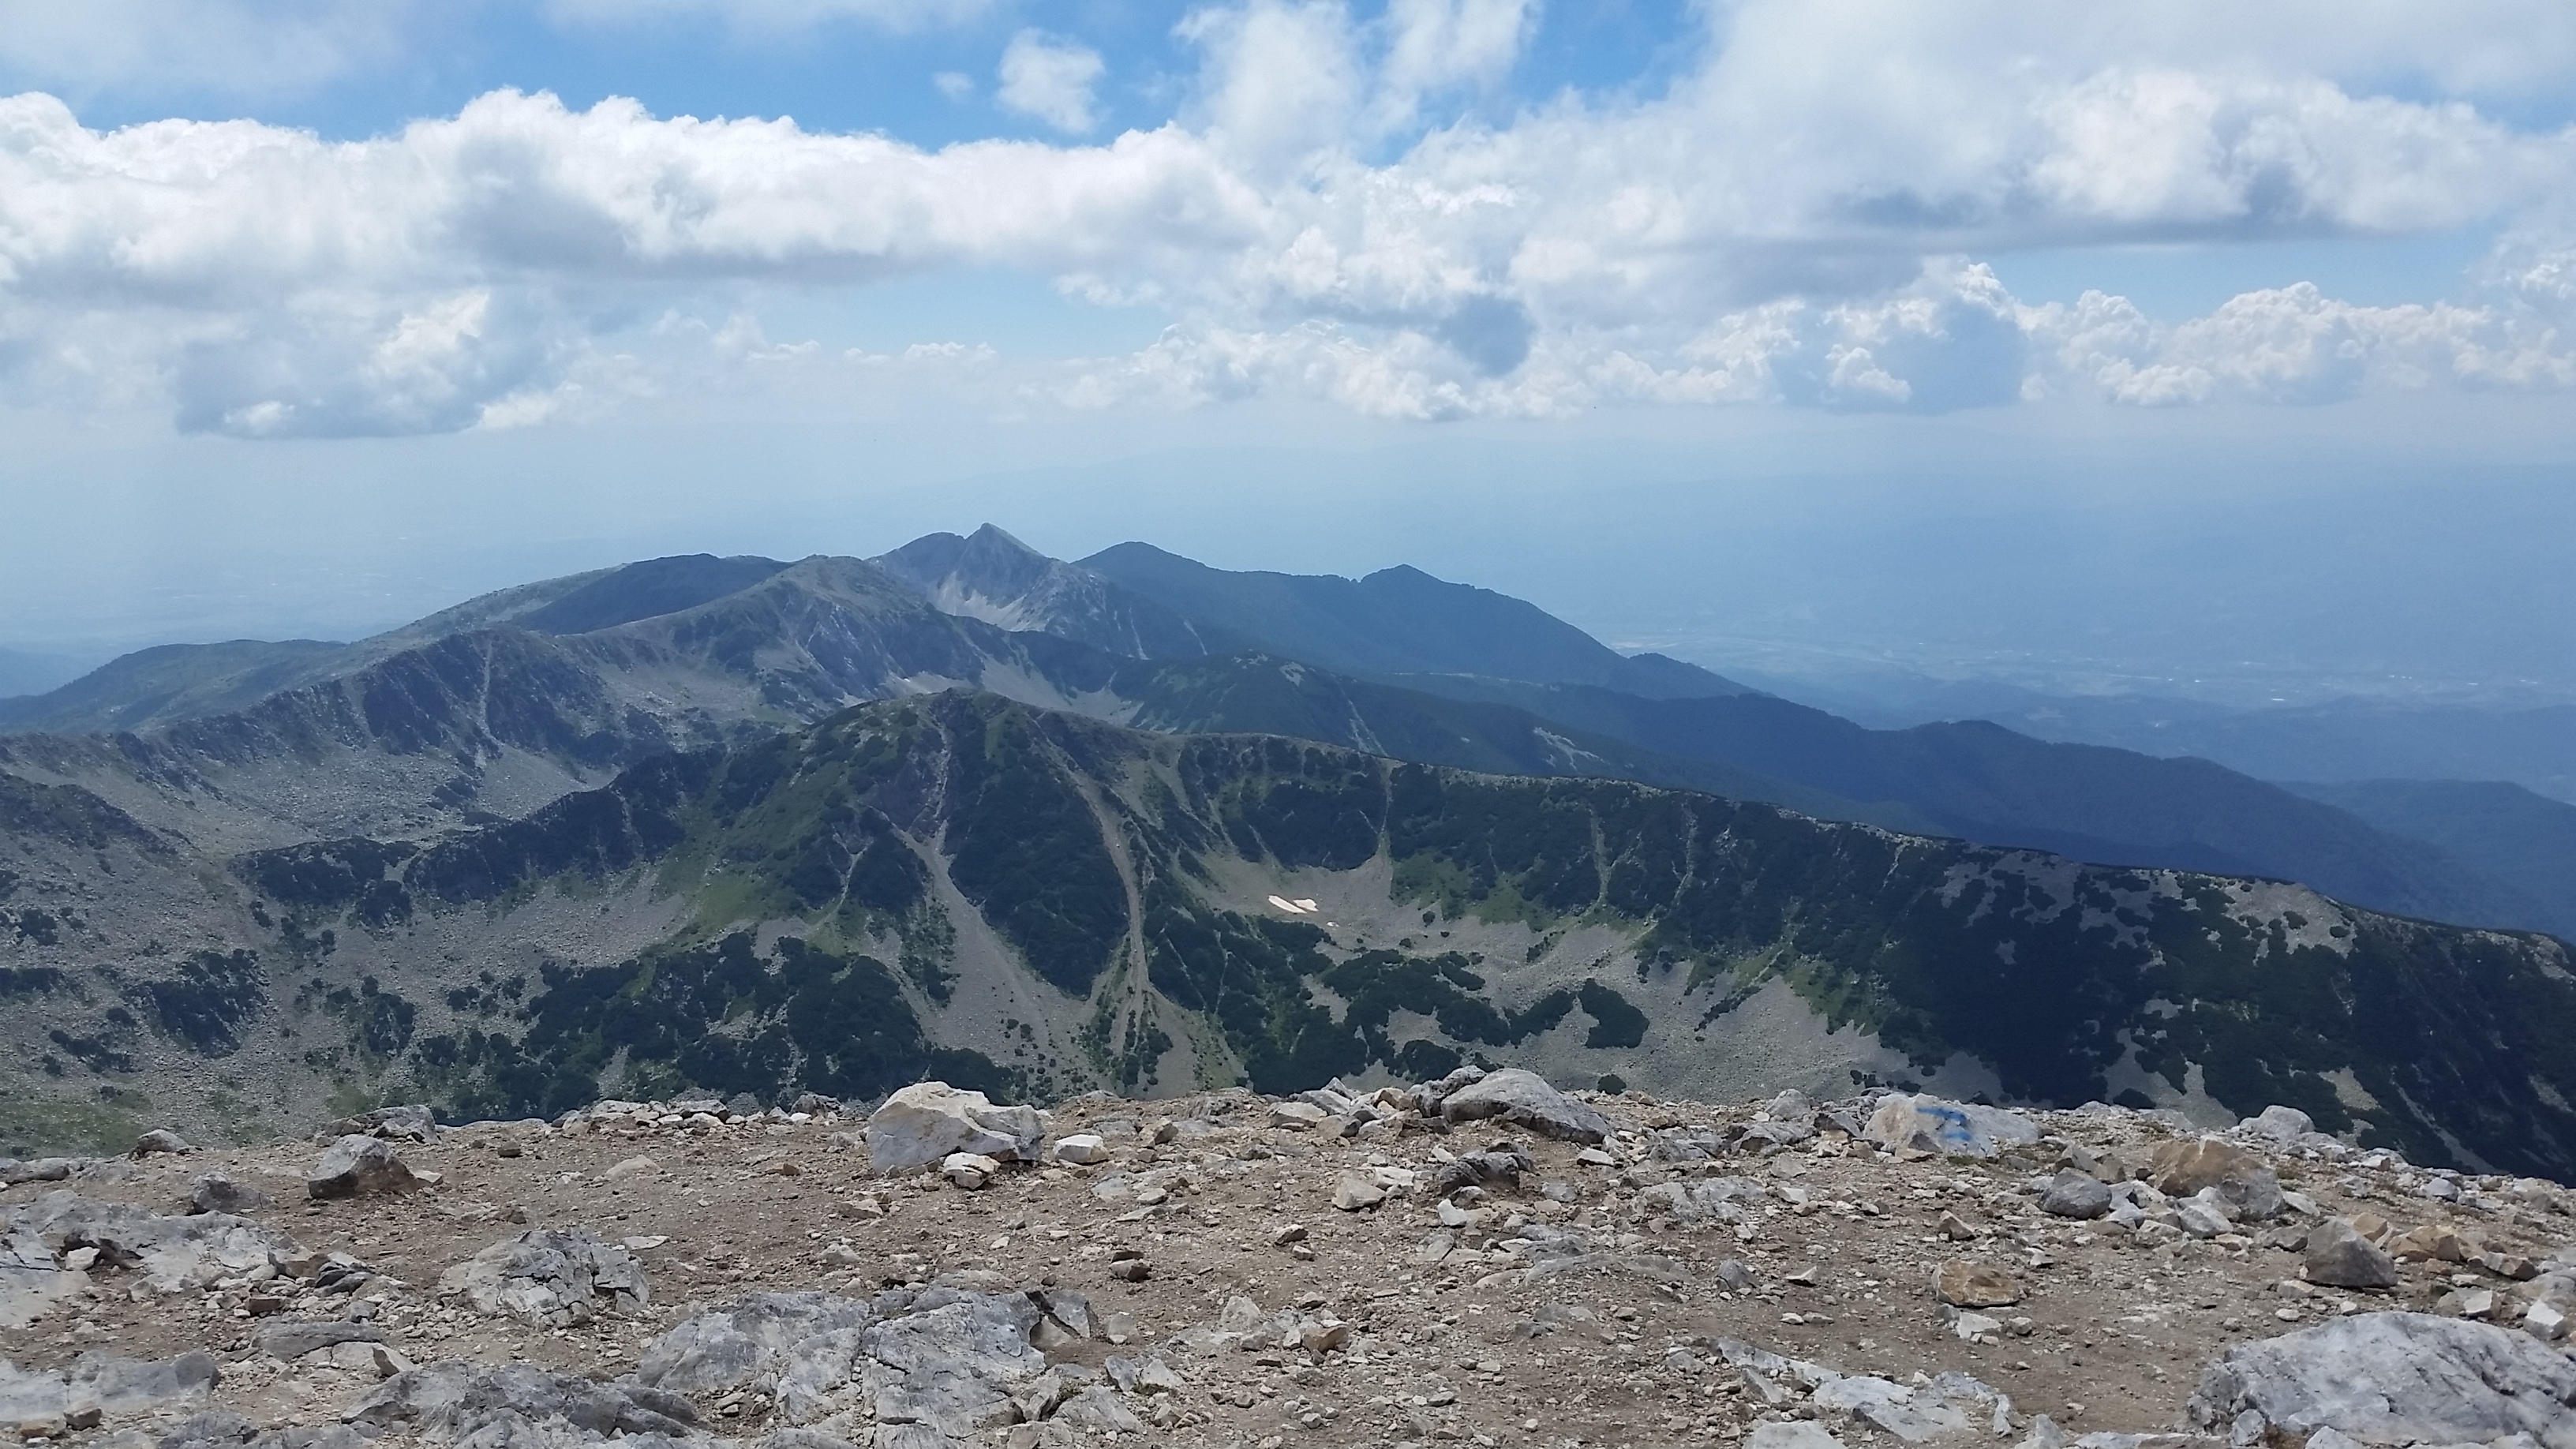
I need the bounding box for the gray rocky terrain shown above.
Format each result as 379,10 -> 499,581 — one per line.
5,1074 -> 2570,1449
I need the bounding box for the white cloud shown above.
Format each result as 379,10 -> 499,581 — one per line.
1178,0 -> 1365,172
997,31 -> 1106,135
0,0 -> 416,100
5,0 -> 2576,435
1374,0 -> 1535,130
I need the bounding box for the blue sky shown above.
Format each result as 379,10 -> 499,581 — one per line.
2,1 -> 2573,696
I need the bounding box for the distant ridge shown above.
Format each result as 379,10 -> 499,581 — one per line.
2,529 -> 2566,942
1082,541 -> 1750,698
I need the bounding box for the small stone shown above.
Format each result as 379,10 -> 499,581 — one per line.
1747,1422 -> 1848,1449
189,1173 -> 269,1215
1935,1260 -> 2021,1309
942,1152 -> 1002,1189
2177,1199 -> 2233,1238
2525,1300 -> 2568,1341
2474,1251 -> 2538,1281
1953,1312 -> 2003,1343
2388,1225 -> 2477,1263
1270,1103 -> 1331,1131
1298,1320 -> 1351,1355
1054,1134 -> 1111,1166
1939,1211 -> 1979,1241
2037,1170 -> 2111,1220
133,1129 -> 193,1158
2305,1219 -> 2398,1290
1575,1147 -> 1618,1167
1333,1174 -> 1386,1211
1273,1224 -> 1309,1246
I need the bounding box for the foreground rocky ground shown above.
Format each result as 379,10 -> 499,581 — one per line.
4,1073 -> 2573,1449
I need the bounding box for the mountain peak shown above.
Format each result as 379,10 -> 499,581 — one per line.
870,530 -> 1210,660
515,554 -> 790,636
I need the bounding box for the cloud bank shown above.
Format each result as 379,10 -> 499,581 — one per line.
2,0 -> 2574,434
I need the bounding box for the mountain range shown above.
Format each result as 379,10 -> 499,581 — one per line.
2,526 -> 2571,1177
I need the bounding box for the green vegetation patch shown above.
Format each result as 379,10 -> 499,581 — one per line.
129,949 -> 266,1057
425,930 -> 1010,1121
943,705 -> 1129,994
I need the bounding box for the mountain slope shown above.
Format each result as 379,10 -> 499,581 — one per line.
5,538 -> 2557,942
1813,679 -> 2576,807
871,526 -> 1211,660
1095,653 -> 1934,833
2284,779 -> 2576,941
1082,541 -> 1747,698
0,639 -> 350,736
1388,676 -> 2557,938
0,556 -> 1131,848
6,691 -> 2570,1178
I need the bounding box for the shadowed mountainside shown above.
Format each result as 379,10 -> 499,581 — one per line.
6,691 -> 2570,1180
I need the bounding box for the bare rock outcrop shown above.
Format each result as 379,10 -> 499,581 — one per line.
2185,1311 -> 2576,1447
439,1226 -> 649,1326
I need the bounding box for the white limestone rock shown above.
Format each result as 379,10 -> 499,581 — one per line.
864,1083 -> 1047,1178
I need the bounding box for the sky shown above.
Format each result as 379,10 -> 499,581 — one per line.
2,0 -> 2573,700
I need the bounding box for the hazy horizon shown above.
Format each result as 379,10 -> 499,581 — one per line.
5,2 -> 2573,709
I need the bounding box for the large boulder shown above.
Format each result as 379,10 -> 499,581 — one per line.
187,1174 -> 268,1215
2306,1218 -> 2399,1290
0,1350 -> 220,1435
2185,1312 -> 2576,1448
634,1288 -> 1044,1435
253,1320 -> 382,1362
307,1136 -> 421,1200
864,1083 -> 1048,1178
1436,1069 -> 1615,1144
348,1361 -> 700,1443
2151,1136 -> 2285,1221
438,1227 -> 649,1327
6,1192 -> 295,1297
1862,1095 -> 2040,1159
2035,1170 -> 2111,1220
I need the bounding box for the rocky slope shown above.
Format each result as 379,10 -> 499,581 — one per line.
6,694 -> 2572,1185
3,535 -> 2561,942
2,1078 -> 2570,1449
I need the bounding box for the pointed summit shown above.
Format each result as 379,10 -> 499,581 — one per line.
869,527 -> 1209,661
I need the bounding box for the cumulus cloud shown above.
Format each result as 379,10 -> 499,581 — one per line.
997,31 -> 1106,134
1374,0 -> 1535,130
4,0 -> 2576,434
